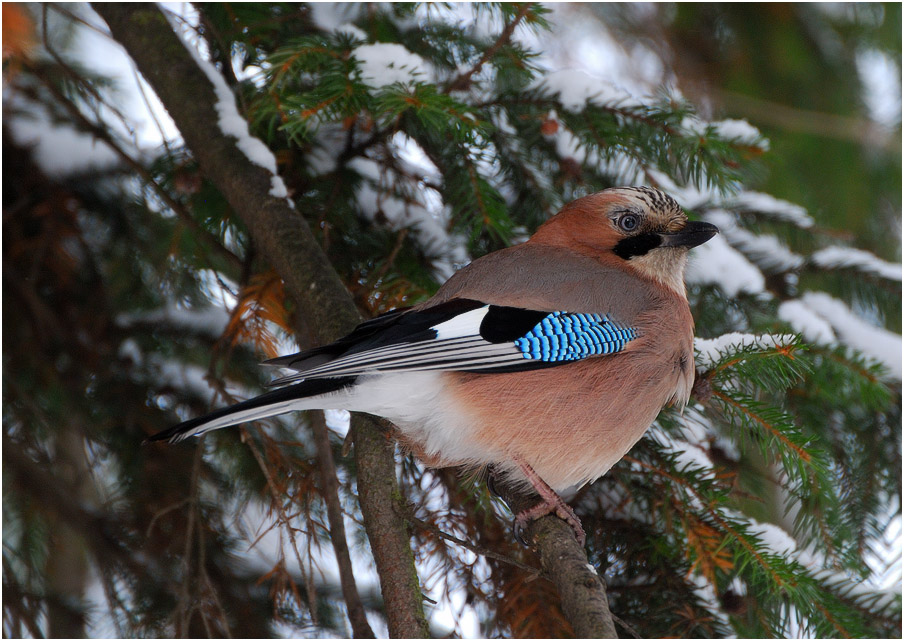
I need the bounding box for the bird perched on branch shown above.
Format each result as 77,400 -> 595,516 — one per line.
150,186 -> 718,545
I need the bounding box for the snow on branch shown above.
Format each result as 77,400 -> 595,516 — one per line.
686,234 -> 766,297
777,300 -> 837,344
116,304 -> 230,337
727,191 -> 814,229
165,12 -> 291,202
810,246 -> 902,281
797,292 -> 902,379
694,333 -> 797,369
704,209 -> 804,274
532,69 -> 641,112
681,115 -> 769,150
354,43 -> 429,88
744,516 -> 901,615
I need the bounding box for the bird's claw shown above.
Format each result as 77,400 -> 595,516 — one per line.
512,497 -> 586,547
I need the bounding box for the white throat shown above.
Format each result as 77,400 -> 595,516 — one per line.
629,249 -> 688,298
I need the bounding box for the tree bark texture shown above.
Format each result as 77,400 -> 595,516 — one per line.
309,412 -> 375,638
92,4 -> 428,637
502,490 -> 619,638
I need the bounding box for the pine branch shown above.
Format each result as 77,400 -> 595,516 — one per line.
92,4 -> 429,637
444,3 -> 534,93
497,487 -> 619,638
24,61 -> 244,273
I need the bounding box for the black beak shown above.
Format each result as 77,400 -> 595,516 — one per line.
659,220 -> 719,249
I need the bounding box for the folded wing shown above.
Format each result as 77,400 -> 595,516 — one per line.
265,298 -> 639,386
149,298 -> 639,443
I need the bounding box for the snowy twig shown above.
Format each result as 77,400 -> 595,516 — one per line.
444,3 -> 534,93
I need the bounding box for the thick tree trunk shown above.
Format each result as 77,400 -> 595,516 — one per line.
91,4 -> 428,637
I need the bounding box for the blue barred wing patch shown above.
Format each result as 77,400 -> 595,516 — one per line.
513,312 -> 637,362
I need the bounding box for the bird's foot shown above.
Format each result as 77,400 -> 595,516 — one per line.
513,495 -> 586,547
510,454 -> 586,547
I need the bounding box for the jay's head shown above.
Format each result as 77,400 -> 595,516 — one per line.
530,186 -> 718,295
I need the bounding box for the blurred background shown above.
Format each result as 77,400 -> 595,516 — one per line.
3,3 -> 900,638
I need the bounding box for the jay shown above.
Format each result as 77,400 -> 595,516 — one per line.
150,186 -> 718,545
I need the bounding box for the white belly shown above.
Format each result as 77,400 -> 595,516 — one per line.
319,371 -> 498,468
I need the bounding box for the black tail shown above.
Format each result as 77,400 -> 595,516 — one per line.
146,376 -> 357,444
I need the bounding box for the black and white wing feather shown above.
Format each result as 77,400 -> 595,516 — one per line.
148,298 -> 638,443
265,298 -> 638,386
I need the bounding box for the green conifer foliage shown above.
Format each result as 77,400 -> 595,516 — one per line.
3,3 -> 899,637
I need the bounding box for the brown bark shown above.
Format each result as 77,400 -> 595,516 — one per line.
352,417 -> 432,638
309,412 -> 375,638
502,490 -> 619,638
91,4 -> 428,637
44,428 -> 91,639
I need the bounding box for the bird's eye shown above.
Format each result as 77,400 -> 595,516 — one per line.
618,213 -> 640,232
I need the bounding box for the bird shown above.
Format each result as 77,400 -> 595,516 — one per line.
149,186 -> 718,545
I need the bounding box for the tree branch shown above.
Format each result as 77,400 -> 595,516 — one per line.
445,3 -> 534,93
717,89 -> 899,153
310,412 -> 375,638
24,62 -> 243,273
499,488 -> 619,638
91,4 -> 428,637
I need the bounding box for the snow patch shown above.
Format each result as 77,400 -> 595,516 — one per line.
681,116 -> 767,149
308,3 -> 363,32
811,246 -> 902,281
533,69 -> 641,112
729,191 -> 814,229
712,118 -> 768,149
686,234 -> 766,297
799,292 -> 902,379
6,109 -> 123,178
704,210 -> 803,273
354,43 -> 427,88
739,512 -> 901,613
336,23 -> 367,40
117,304 -> 230,337
695,333 -> 797,369
856,47 -> 901,129
777,300 -> 837,344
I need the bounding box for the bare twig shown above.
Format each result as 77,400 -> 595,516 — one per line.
445,3 -> 534,93
310,412 -> 376,638
370,227 -> 409,286
407,511 -> 542,578
175,445 -> 203,636
611,612 -> 642,638
240,425 -> 318,623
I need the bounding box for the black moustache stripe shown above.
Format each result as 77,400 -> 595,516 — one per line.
613,233 -> 662,260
